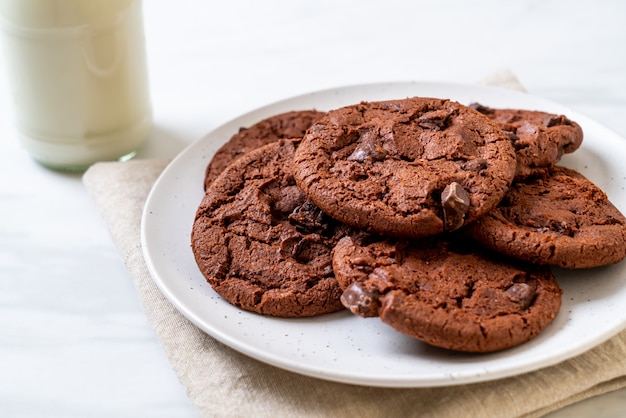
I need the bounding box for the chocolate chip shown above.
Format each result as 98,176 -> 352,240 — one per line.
288,200 -> 330,234
544,114 -> 567,128
441,182 -> 470,231
347,147 -> 368,163
347,130 -> 388,163
503,131 -> 520,142
505,283 -> 535,309
549,220 -> 577,237
462,158 -> 488,172
517,121 -> 537,136
524,214 -> 578,237
292,235 -> 329,263
340,282 -> 381,317
469,102 -> 494,115
417,109 -> 449,130
369,145 -> 388,161
278,234 -> 302,258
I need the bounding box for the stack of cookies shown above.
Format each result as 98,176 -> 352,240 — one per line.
191,97 -> 626,353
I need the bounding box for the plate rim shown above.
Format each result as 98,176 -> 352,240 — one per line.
141,80 -> 626,387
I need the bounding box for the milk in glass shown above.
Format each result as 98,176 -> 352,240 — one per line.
0,0 -> 152,170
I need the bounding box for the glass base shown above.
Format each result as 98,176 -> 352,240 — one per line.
17,114 -> 151,172
34,149 -> 139,172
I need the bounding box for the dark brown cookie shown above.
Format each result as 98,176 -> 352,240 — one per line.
332,236 -> 562,353
204,110 -> 325,189
470,103 -> 583,179
192,139 -> 352,317
463,166 -> 626,268
292,97 -> 517,238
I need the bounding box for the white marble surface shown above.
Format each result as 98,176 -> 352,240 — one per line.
1,0 -> 626,416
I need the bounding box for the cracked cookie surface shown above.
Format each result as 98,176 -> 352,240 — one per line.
192,140 -> 350,317
463,166 -> 626,268
292,97 -> 517,238
332,235 -> 562,352
204,110 -> 325,190
470,103 -> 583,179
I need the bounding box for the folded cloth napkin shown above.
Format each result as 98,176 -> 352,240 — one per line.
83,70 -> 626,418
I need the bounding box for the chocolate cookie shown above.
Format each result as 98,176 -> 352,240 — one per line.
463,166 -> 626,268
470,103 -> 583,179
192,139 -> 353,317
332,236 -> 562,353
204,110 -> 325,189
292,97 -> 517,238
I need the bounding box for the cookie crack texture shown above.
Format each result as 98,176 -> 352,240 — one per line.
293,97 -> 516,238
192,140 -> 347,317
416,109 -> 453,131
332,236 -> 562,352
464,165 -> 626,268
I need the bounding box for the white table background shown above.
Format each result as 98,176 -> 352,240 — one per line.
1,1 -> 626,416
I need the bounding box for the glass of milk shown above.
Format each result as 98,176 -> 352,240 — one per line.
0,0 -> 152,171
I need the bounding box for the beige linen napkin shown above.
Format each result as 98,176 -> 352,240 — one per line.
84,71 -> 626,418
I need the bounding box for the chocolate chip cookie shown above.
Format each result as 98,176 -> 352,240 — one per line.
204,110 -> 325,189
463,166 -> 626,268
470,103 -> 583,179
192,139 -> 350,317
292,97 -> 517,238
332,236 -> 562,353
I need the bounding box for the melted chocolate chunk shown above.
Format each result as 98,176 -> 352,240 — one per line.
417,109 -> 450,130
544,114 -> 569,128
340,282 -> 381,317
347,129 -> 388,163
441,182 -> 470,231
288,199 -> 331,235
469,102 -> 494,114
505,282 -> 536,310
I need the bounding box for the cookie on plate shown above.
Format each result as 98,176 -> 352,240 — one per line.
204,110 -> 325,189
192,139 -> 352,317
470,103 -> 584,179
332,235 -> 563,353
463,166 -> 626,268
292,97 -> 517,238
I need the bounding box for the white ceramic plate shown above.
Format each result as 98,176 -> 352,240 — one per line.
141,82 -> 626,388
